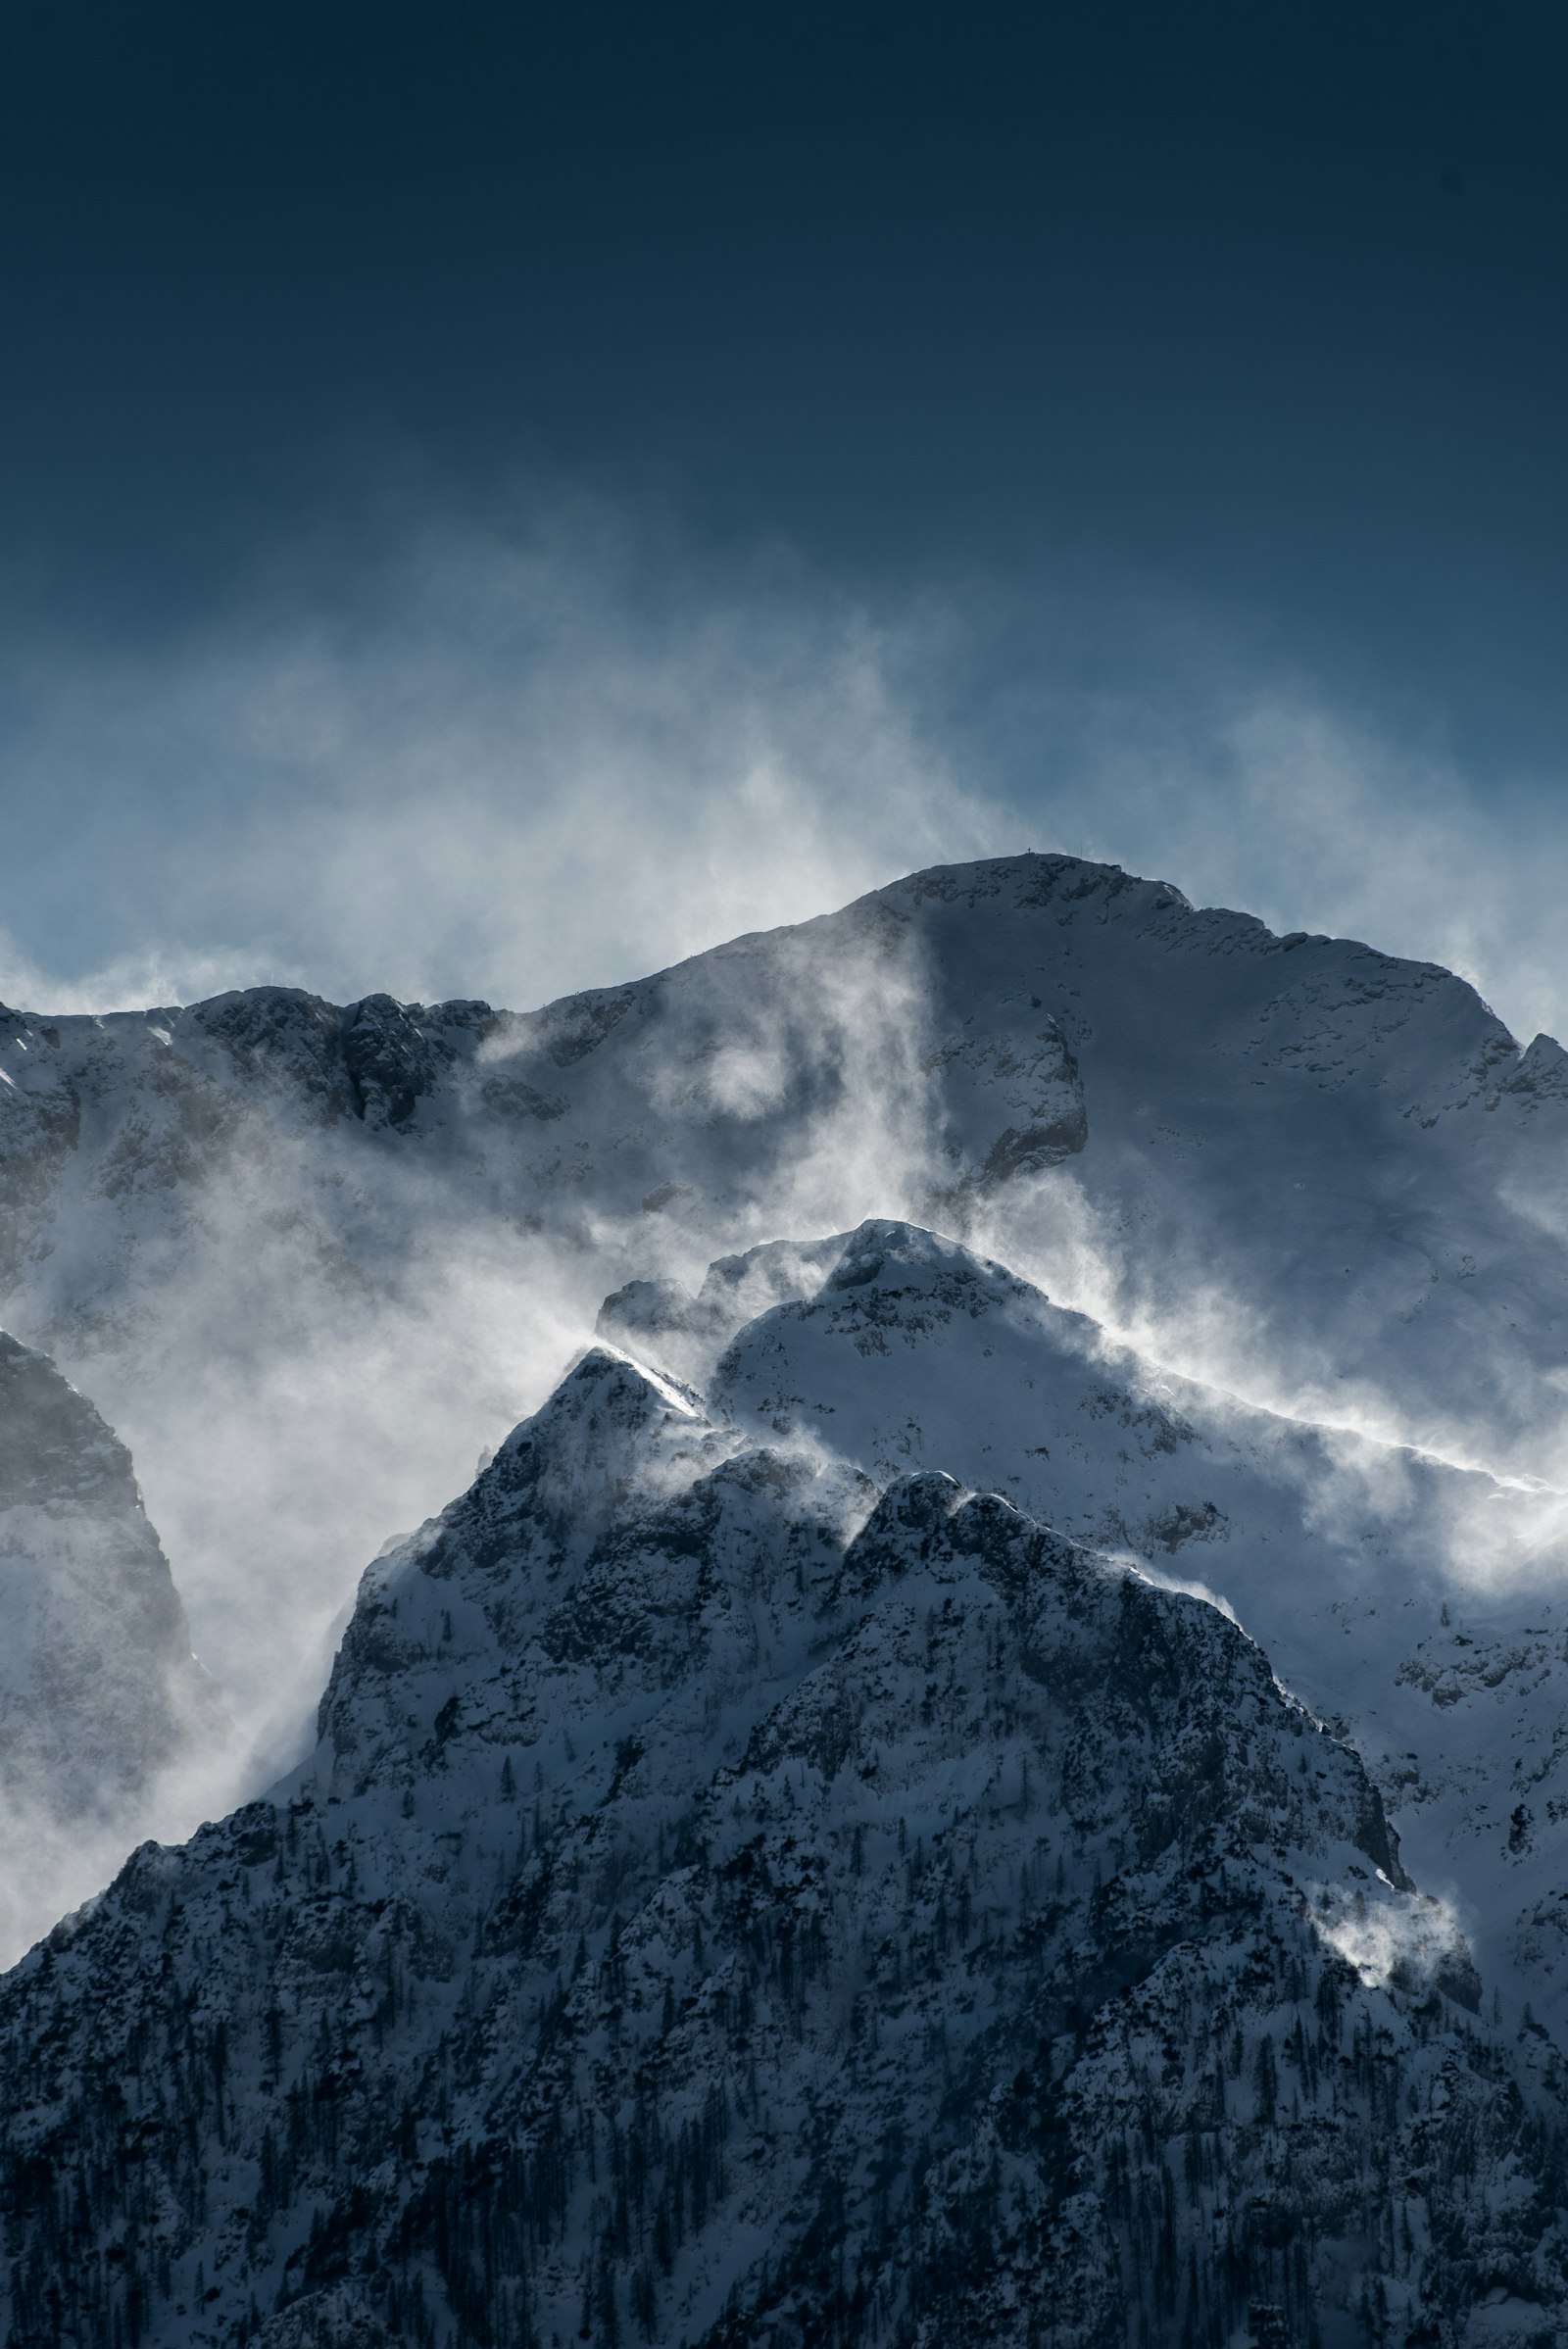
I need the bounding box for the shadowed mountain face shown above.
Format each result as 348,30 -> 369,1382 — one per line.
602,1218 -> 1568,2038
3,851 -> 1564,1471
5,1325 -> 1564,2349
0,1331 -> 226,1958
3,853 -> 1567,1776
5,858 -> 1568,2343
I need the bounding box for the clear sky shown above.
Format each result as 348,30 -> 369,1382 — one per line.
1,1 -> 1565,1036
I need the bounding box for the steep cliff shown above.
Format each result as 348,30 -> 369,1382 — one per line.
1,1308 -> 1564,2347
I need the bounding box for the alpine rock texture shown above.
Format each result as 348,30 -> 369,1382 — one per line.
3,856 -> 1567,1767
611,1222 -> 1568,2038
3,1313 -> 1565,2349
4,852 -> 1565,1471
3,857 -> 1568,2345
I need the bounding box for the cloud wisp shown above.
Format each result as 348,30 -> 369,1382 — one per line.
4,485 -> 1568,1954
0,497 -> 992,1017
0,487 -> 1565,1052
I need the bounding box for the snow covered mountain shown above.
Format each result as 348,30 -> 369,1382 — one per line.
607,1219 -> 1568,2038
0,1330 -> 225,1961
3,852 -> 1566,1779
7,833 -> 1568,2343
4,1297 -> 1564,2349
0,899 -> 1086,1769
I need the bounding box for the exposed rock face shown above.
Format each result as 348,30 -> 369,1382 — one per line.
6,859 -> 1568,2343
0,878 -> 1095,1769
613,1216 -> 1568,2043
0,936 -> 1085,1321
2,1287 -> 1567,2348
6,853 -> 1568,1785
0,1330 -> 225,1957
5,854 -> 1565,1471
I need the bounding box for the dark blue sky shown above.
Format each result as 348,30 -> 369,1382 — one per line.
1,0 -> 1565,1019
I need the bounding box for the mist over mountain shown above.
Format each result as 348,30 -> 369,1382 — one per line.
3,1279 -> 1565,2349
7,854 -> 1568,1749
5,854 -> 1568,2343
0,1331 -> 227,1957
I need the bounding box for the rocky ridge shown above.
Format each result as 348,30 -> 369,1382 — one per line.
600,1221 -> 1568,2024
3,1272 -> 1566,2349
4,857 -> 1568,2343
4,854 -> 1567,1785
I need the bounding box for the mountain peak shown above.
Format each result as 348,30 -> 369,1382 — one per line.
1,1306 -> 1543,2349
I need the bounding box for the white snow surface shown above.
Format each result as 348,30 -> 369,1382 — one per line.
1,850 -> 1568,2052
4,851 -> 1568,1808
612,1217 -> 1568,2035
2,1320 -> 1561,2348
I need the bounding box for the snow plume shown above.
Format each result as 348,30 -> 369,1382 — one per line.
982,650 -> 1568,1056
969,1165 -> 1274,1400
7,930 -> 949,1864
0,491 -> 992,1018
973,1165 -> 1446,1467
968,1165 -> 1568,1614
1125,1561 -> 1242,1628
964,1166 -> 1419,1478
0,1156 -> 681,1962
0,939 -> 305,1023
1165,696 -> 1568,1063
6,479 -> 1568,1052
0,1750 -> 226,1973
1310,1880 -> 1473,2002
61,1163 -> 598,1805
639,920 -> 945,1250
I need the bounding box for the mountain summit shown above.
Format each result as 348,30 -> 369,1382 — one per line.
5,858 -> 1568,2344
6,1255 -> 1564,2349
5,854 -> 1568,1779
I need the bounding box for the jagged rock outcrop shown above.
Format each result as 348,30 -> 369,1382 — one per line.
606,1218 -> 1568,2039
5,858 -> 1565,1464
6,854 -> 1568,1803
2,1322 -> 1566,2348
0,874 -> 1094,1780
5,853 -> 1568,2101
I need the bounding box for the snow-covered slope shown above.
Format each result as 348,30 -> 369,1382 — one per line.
4,853 -> 1565,1779
4,1330 -> 1564,2349
608,1220 -> 1568,2037
872,860 -> 1568,1476
0,1330 -> 226,1960
0,919 -> 1086,1763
